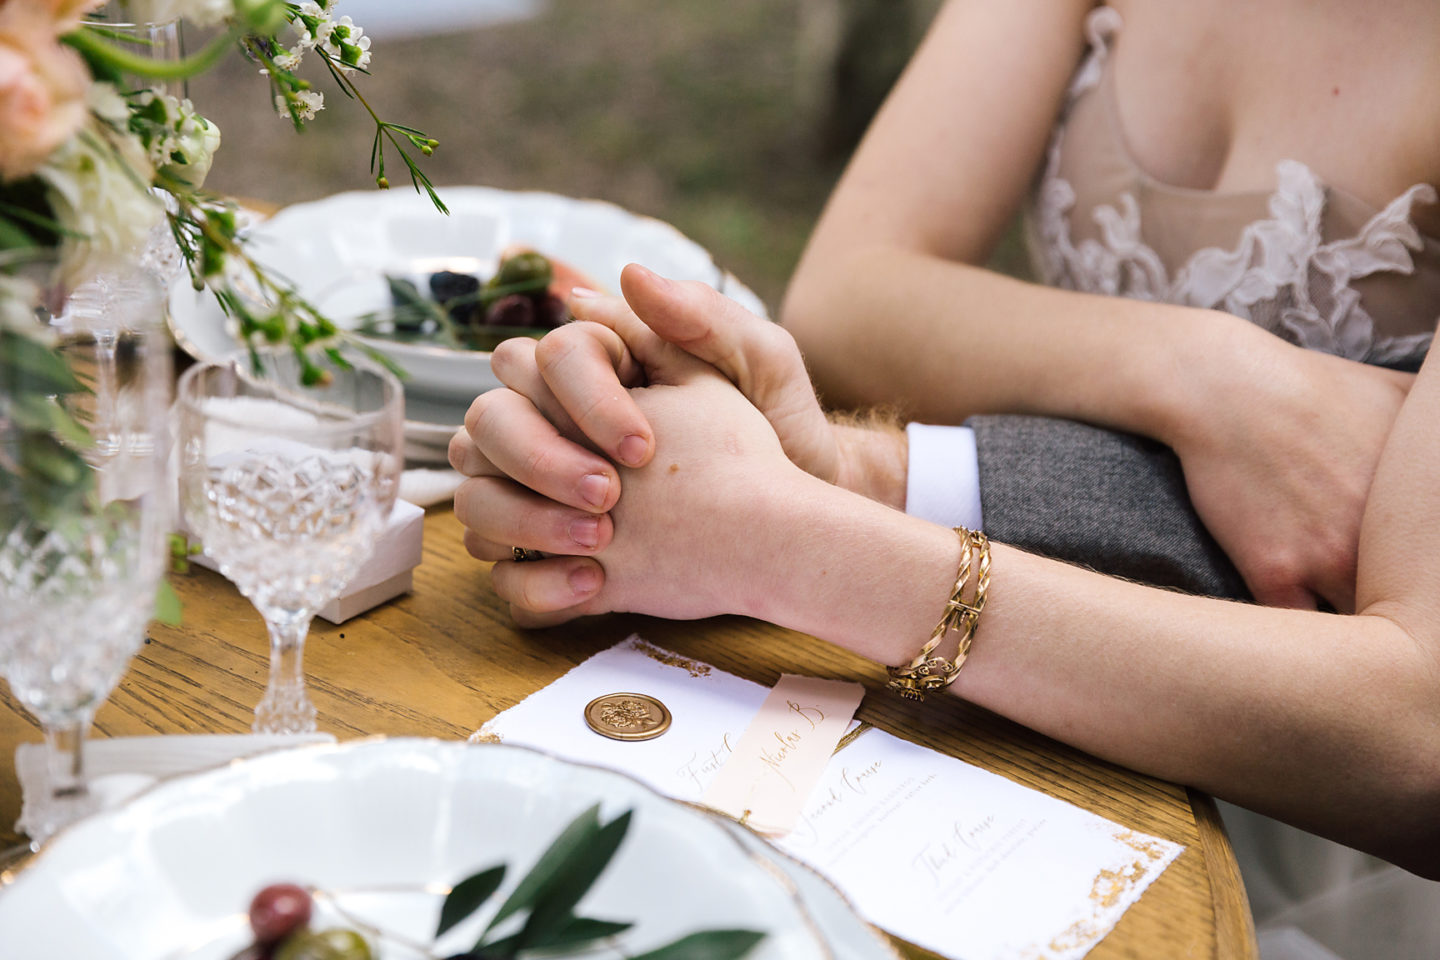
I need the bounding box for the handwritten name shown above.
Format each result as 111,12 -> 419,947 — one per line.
741,701 -> 828,791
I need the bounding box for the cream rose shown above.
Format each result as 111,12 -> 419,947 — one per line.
38,86 -> 161,286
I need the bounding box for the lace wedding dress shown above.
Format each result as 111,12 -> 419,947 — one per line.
1024,8 -> 1440,958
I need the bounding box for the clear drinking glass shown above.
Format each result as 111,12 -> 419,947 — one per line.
0,260 -> 173,845
175,352 -> 403,734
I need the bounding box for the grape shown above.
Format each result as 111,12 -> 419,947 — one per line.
248,883 -> 313,945
274,928 -> 373,960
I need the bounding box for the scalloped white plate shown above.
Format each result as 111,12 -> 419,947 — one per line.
0,739 -> 834,959
167,188 -> 769,459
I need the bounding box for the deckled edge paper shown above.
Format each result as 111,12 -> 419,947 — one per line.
473,636 -> 1184,960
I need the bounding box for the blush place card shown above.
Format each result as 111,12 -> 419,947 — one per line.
701,674 -> 865,834
474,636 -> 1183,960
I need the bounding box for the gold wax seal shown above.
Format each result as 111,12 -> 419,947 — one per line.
584,693 -> 672,741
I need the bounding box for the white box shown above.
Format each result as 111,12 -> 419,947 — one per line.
188,499 -> 425,624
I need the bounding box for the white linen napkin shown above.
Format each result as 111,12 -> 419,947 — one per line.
15,733 -> 335,839
399,467 -> 463,507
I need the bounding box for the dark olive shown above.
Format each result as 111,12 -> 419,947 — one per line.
428,270 -> 482,326
534,294 -> 569,329
486,293 -> 536,328
248,883 -> 312,946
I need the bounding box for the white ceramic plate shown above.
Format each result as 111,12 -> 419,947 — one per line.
168,188 -> 769,460
0,739 -> 833,959
716,821 -> 900,960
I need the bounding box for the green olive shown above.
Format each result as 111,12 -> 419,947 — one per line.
273,928 -> 374,960
490,251 -> 552,292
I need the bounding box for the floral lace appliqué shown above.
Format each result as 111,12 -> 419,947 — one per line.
1031,6 -> 1436,366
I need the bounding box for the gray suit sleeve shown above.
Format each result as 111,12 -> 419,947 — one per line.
967,415 -> 1251,600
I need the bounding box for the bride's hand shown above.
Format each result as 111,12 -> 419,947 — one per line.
1170,338 -> 1414,612
449,265 -> 825,624
456,318 -> 805,625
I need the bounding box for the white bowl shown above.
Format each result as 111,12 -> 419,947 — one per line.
168,188 -> 769,413
0,739 -> 833,959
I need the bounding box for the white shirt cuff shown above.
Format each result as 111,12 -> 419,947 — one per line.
904,423 -> 984,531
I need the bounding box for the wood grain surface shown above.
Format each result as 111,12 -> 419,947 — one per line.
0,507 -> 1258,958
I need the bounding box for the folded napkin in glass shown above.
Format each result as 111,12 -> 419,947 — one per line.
475,635 -> 1184,960
15,733 -> 335,840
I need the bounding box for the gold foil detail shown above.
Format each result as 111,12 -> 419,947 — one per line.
631,636 -> 712,678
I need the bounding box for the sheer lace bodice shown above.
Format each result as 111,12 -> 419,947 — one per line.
1026,6 -> 1438,368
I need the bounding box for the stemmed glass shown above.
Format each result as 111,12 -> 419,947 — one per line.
175,351 -> 403,734
0,262 -> 173,846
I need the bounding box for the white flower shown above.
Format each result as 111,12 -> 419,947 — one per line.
0,276 -> 42,336
87,80 -> 130,128
273,48 -> 303,71
131,91 -> 221,189
37,99 -> 161,288
275,89 -> 323,121
318,15 -> 370,72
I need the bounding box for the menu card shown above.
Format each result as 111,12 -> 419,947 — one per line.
474,636 -> 1182,960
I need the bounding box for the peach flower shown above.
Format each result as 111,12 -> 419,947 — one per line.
0,4 -> 94,181
0,0 -> 104,33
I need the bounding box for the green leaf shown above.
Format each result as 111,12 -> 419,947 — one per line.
470,929 -> 522,959
0,332 -> 86,395
437,864 -> 506,938
354,340 -> 408,381
482,804 -> 602,936
153,578 -> 183,626
628,929 -> 767,960
517,810 -> 633,951
0,216 -> 36,250
543,916 -> 633,950
20,432 -> 89,487
9,394 -> 92,448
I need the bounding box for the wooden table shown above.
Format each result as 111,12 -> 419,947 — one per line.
0,507 -> 1258,959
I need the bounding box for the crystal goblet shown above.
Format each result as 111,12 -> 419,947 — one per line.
175,351 -> 403,734
0,262 -> 173,846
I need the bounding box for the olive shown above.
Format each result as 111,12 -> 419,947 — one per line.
248,883 -> 312,945
273,928 -> 373,960
491,251 -> 552,292
534,294 -> 569,329
427,270 -> 482,326
486,293 -> 536,328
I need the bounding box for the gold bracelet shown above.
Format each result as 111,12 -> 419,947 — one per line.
886,527 -> 990,701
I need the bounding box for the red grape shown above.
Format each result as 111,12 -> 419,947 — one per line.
248,883 -> 313,945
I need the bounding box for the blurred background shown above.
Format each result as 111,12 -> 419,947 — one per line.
190,0 -> 1025,314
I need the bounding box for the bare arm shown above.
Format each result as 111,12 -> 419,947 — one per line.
783,0 -> 1227,430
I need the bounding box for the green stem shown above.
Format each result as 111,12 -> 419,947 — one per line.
65,25 -> 237,80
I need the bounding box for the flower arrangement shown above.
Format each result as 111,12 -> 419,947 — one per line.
0,0 -> 440,538
1,0 -> 441,340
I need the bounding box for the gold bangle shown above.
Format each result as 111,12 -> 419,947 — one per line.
886,527 -> 990,701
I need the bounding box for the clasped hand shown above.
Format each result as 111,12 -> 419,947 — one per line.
448,264 -> 843,626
